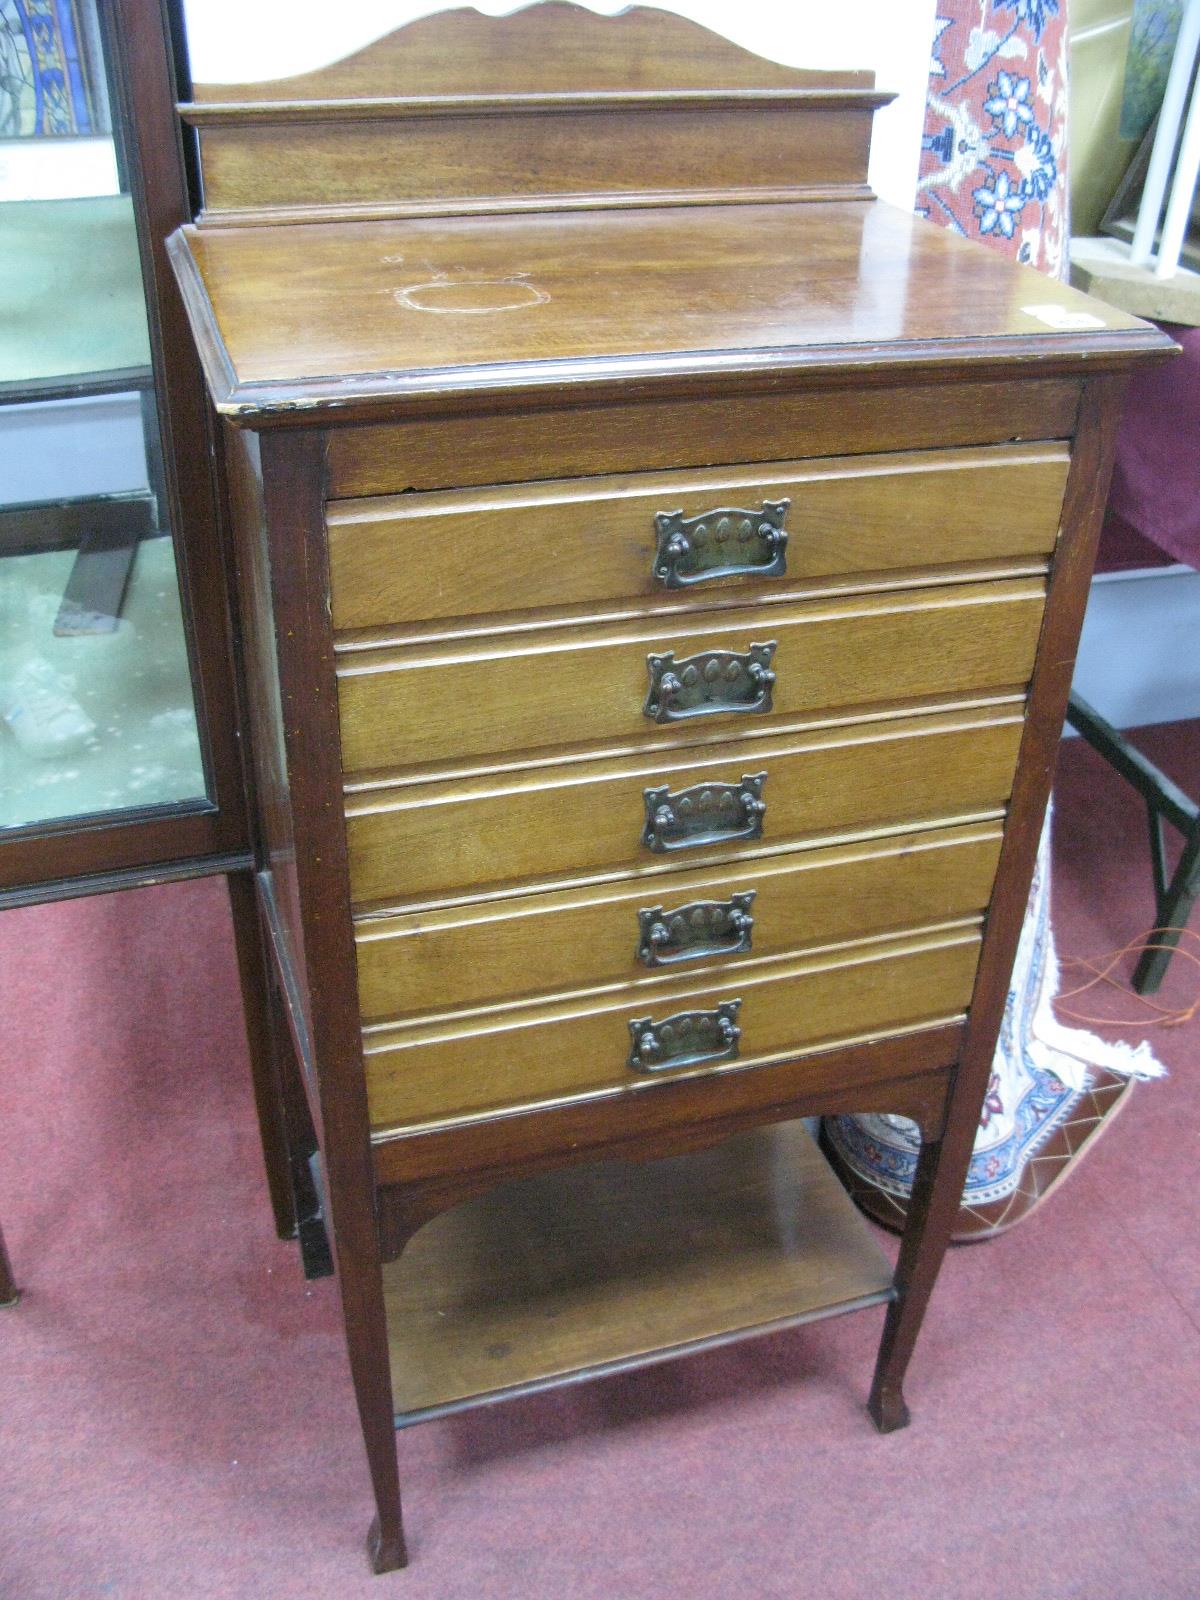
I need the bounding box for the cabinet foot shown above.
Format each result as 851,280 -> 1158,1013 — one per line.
367,1512 -> 408,1574
0,1224 -> 18,1307
867,1381 -> 911,1434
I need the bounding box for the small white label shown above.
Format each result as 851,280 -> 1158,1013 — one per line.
1022,303 -> 1108,331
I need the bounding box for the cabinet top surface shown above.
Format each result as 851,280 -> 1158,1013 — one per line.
172,199 -> 1167,422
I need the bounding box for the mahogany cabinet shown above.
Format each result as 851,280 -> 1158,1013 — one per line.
166,3 -> 1172,1570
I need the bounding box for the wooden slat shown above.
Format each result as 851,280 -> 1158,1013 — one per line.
364,924 -> 982,1130
353,821 -> 1003,1025
325,380 -> 1082,496
344,706 -> 1025,911
335,579 -> 1045,776
326,443 -> 1069,633
382,1119 -> 894,1420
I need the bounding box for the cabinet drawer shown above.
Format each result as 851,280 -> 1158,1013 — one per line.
336,579 -> 1044,776
323,379 -> 1081,501
354,820 -> 1002,1024
363,923 -> 983,1131
326,444 -> 1068,633
344,705 -> 1025,910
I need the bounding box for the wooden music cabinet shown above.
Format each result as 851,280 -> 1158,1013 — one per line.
167,4 -> 1173,1572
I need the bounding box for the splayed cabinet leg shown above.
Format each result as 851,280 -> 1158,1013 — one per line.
867,1131 -> 956,1433
367,1510 -> 407,1576
339,1258 -> 408,1574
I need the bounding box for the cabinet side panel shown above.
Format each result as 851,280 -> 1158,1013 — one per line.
223,425 -> 311,1035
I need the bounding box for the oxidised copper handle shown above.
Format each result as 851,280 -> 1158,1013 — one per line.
641,773 -> 766,854
652,500 -> 789,588
636,891 -> 756,967
644,641 -> 776,724
627,1000 -> 743,1072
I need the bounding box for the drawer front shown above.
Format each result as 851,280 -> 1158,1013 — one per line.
323,379 -> 1081,499
354,821 -> 1003,1024
344,707 -> 1025,910
327,445 -> 1068,632
336,580 -> 1044,776
363,925 -> 983,1131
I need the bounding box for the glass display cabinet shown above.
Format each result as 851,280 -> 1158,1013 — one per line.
0,0 -> 299,1298
0,0 -> 249,896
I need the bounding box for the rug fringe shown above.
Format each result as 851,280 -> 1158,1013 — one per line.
1030,933 -> 1167,1091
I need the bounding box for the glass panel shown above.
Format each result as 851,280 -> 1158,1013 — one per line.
0,2 -> 208,832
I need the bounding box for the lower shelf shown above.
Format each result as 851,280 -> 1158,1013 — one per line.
382,1119 -> 895,1425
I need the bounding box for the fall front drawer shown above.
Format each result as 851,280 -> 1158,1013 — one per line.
334,578 -> 1045,774
353,820 -> 1003,1024
326,443 -> 1068,632
362,922 -> 984,1131
344,704 -> 1024,910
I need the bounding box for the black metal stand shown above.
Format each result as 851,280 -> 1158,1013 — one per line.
1065,692 -> 1200,993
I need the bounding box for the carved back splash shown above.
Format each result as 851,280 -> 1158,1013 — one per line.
180,2 -> 891,224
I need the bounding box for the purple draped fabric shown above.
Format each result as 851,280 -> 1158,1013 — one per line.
1106,323 -> 1200,572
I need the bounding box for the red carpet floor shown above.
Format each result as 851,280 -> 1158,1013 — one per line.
2,724 -> 1198,1599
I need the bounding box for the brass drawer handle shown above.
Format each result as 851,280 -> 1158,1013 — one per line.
652,499 -> 790,589
628,1000 -> 743,1072
636,891 -> 756,968
641,772 -> 766,854
644,641 -> 776,724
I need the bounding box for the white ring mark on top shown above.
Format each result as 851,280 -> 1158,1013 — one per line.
393,272 -> 550,315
